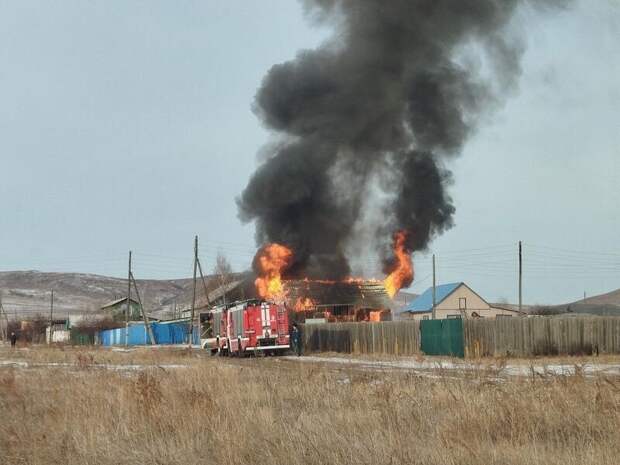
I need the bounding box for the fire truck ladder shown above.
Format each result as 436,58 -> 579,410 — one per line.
276,305 -> 287,339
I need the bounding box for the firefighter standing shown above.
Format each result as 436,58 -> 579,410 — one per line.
291,323 -> 302,356
10,332 -> 17,348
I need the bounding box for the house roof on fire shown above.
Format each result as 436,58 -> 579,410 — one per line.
285,279 -> 392,309
403,282 -> 472,313
188,274 -> 392,311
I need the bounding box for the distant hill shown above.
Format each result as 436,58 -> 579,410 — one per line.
0,270 -> 216,319
558,288 -> 620,317
577,288 -> 620,307
526,287 -> 620,317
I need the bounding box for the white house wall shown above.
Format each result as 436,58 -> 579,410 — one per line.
46,328 -> 71,343
437,285 -> 489,312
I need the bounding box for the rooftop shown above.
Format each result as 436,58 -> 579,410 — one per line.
403,282 -> 463,313
101,296 -> 140,309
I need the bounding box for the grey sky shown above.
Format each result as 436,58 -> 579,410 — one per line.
1,1 -> 618,305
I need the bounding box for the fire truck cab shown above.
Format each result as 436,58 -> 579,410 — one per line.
201,300 -> 290,356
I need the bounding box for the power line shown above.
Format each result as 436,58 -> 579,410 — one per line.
527,243 -> 620,257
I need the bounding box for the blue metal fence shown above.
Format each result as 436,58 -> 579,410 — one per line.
99,321 -> 199,346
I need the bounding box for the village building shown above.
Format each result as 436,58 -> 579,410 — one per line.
100,297 -> 142,321
45,318 -> 71,343
400,282 -> 524,320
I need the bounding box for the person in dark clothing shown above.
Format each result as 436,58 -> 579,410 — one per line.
10,332 -> 17,348
291,323 -> 302,356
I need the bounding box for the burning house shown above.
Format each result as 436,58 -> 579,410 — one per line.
195,273 -> 393,323
284,279 -> 392,323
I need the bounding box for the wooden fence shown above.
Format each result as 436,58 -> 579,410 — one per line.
464,316 -> 620,357
301,317 -> 620,358
302,321 -> 421,355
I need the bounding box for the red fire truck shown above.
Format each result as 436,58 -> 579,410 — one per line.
201,300 -> 290,356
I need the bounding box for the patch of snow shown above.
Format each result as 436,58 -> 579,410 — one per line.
284,355 -> 620,378
0,360 -> 189,371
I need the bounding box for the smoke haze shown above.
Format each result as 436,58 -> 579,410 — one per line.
238,0 -> 570,281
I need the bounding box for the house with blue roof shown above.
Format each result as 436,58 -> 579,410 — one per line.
400,282 -> 523,320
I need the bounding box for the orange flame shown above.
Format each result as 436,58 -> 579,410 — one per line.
383,230 -> 414,298
293,297 -> 316,312
254,243 -> 293,301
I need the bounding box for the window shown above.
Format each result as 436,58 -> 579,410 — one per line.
459,297 -> 467,310
447,314 -> 462,319
496,314 -> 512,319
422,315 -> 429,320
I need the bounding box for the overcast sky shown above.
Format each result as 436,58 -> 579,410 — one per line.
1,1 -> 618,305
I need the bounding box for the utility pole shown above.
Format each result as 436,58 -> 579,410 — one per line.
49,290 -> 54,344
0,291 -> 6,341
189,235 -> 198,349
432,254 -> 437,320
518,241 -> 522,313
126,251 -> 131,346
130,272 -> 156,345
196,254 -> 213,344
196,259 -> 212,308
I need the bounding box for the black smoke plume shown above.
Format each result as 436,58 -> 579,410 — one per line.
238,0 -> 569,281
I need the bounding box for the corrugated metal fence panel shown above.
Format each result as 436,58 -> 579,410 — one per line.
153,322 -> 193,344
464,317 -> 620,357
420,319 -> 464,358
99,322 -> 199,346
100,327 -> 124,346
114,328 -> 124,345
302,321 -> 421,355
128,324 -> 148,345
153,323 -> 171,344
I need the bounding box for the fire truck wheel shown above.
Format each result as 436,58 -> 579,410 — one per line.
226,339 -> 232,357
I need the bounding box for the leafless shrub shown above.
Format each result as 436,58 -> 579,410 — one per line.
529,305 -> 566,316
16,314 -> 48,343
76,352 -> 95,369
133,371 -> 163,413
72,315 -> 121,339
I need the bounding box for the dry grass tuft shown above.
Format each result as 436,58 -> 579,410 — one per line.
0,347 -> 619,465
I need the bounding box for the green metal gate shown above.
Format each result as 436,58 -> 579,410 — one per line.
420,319 -> 464,358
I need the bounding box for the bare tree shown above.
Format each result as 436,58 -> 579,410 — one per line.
530,305 -> 566,316
213,252 -> 234,288
21,314 -> 48,343
73,315 -> 121,342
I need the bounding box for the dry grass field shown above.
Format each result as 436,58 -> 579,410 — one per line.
0,346 -> 619,465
